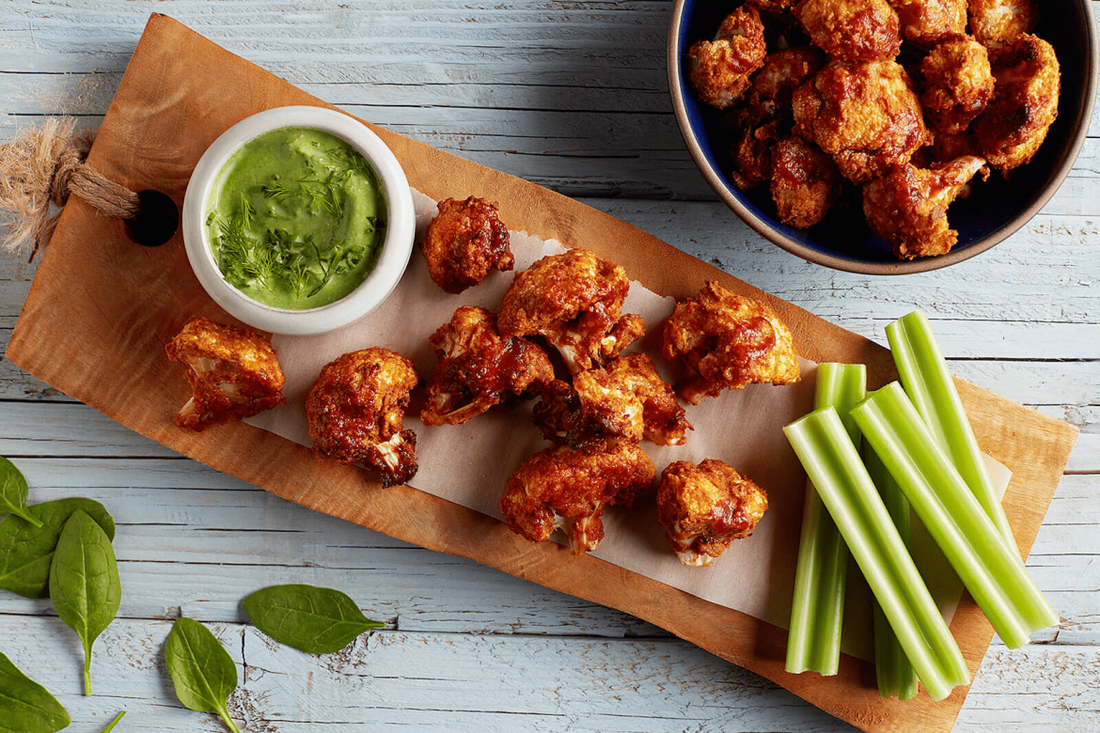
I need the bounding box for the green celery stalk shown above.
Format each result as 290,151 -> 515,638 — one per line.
786,363 -> 866,676
784,407 -> 970,701
886,309 -> 1015,547
864,446 -> 919,701
851,382 -> 1060,649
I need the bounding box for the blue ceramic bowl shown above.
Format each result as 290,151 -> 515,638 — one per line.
668,0 -> 1098,274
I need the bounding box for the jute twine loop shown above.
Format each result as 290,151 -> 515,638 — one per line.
1,117 -> 142,261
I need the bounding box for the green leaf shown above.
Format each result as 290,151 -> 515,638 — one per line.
164,617 -> 242,733
0,651 -> 72,733
49,510 -> 122,696
0,456 -> 42,528
0,498 -> 116,599
243,584 -> 384,654
98,710 -> 126,732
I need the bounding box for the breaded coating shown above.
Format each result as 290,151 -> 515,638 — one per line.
972,33 -> 1060,174
770,135 -> 841,228
662,281 -> 801,405
533,374 -> 644,453
422,196 -> 514,294
891,0 -> 967,48
920,38 -> 995,134
862,155 -> 988,259
657,459 -> 769,567
500,442 -> 655,555
968,0 -> 1038,47
685,7 -> 768,110
793,60 -> 930,183
605,353 -> 692,447
306,347 -> 419,487
498,248 -> 645,374
794,0 -> 902,63
165,316 -> 286,431
730,47 -> 826,190
421,306 -> 555,426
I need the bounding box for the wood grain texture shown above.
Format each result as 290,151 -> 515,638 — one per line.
1,3 -> 1097,732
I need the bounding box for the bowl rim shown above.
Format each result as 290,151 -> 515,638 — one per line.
182,105 -> 415,333
666,0 -> 1099,275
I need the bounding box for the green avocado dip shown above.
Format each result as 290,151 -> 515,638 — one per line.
205,126 -> 387,309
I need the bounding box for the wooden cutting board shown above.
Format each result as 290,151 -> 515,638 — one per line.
6,13 -> 1078,732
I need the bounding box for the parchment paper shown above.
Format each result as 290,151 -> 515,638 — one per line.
248,189 -> 1012,660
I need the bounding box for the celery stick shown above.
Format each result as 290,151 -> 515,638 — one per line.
852,383 -> 1060,649
864,446 -> 919,701
786,363 -> 866,676
784,407 -> 970,701
886,309 -> 1015,547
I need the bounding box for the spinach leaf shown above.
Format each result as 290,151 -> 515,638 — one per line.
164,617 -> 242,733
49,509 -> 122,696
0,651 -> 71,733
98,710 -> 126,732
0,456 -> 42,528
0,498 -> 116,598
242,584 -> 384,654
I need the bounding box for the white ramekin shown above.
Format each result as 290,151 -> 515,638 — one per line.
182,105 -> 415,335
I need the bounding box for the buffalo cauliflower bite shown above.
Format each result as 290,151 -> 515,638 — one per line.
919,38 -> 995,135
165,317 -> 286,430
306,347 -> 419,487
769,135 -> 842,228
890,0 -> 967,49
657,459 -> 769,567
605,353 -> 693,447
663,281 -> 801,405
862,155 -> 988,259
498,248 -> 645,374
729,47 -> 826,190
532,353 -> 691,451
793,60 -> 930,183
500,442 -> 655,555
685,7 -> 768,110
972,33 -> 1060,175
794,0 -> 902,63
968,0 -> 1038,47
533,373 -> 644,453
422,196 -> 514,294
421,306 -> 554,426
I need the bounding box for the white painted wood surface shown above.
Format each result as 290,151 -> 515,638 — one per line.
1,2 -> 1097,731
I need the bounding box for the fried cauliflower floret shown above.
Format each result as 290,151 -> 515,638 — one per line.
306,347 -> 419,487
605,354 -> 693,447
657,459 -> 769,567
422,196 -> 514,294
862,155 -> 988,259
533,353 -> 692,451
533,374 -> 643,453
663,282 -> 800,405
498,248 -> 645,374
919,38 -> 995,134
730,47 -> 826,190
972,33 -> 1060,174
770,135 -> 842,228
421,306 -> 554,426
891,0 -> 967,48
685,7 -> 768,110
968,0 -> 1038,47
794,0 -> 902,62
500,442 -> 655,555
165,317 -> 286,431
793,60 -> 930,183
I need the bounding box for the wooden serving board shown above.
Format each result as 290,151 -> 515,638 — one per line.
6,14 -> 1078,732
